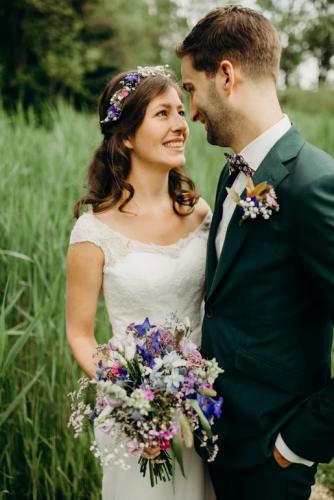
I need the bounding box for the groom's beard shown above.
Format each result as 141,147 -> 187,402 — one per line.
205,111 -> 234,147
203,92 -> 236,148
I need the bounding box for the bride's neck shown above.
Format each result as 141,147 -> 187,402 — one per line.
121,164 -> 171,215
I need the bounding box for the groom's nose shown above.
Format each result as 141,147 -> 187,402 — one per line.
189,99 -> 200,122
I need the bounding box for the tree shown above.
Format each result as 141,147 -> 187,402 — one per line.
0,0 -> 92,109
0,0 -> 188,110
255,0 -> 307,87
304,0 -> 334,85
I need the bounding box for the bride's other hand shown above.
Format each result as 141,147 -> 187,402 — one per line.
143,446 -> 161,459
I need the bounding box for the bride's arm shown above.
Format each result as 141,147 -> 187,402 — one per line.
66,242 -> 104,378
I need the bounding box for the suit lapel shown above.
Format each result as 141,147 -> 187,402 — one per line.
207,126 -> 305,301
205,165 -> 236,295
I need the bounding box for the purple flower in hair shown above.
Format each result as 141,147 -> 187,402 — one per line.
107,104 -> 121,121
123,73 -> 141,85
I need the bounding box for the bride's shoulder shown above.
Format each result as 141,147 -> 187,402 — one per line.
69,212 -> 108,247
194,197 -> 212,224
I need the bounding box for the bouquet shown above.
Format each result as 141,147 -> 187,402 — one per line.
68,316 -> 224,487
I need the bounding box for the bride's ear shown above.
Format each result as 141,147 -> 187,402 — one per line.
123,137 -> 133,150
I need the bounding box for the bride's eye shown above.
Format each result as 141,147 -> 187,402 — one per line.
156,110 -> 167,117
179,110 -> 186,117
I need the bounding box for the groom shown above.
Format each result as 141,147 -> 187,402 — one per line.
177,5 -> 334,500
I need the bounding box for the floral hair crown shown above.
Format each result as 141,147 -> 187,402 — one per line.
101,65 -> 172,124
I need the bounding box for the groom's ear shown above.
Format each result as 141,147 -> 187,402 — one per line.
216,60 -> 236,95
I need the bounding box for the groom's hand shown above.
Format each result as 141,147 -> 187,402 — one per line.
273,447 -> 292,468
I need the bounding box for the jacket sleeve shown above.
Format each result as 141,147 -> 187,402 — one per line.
281,172 -> 334,463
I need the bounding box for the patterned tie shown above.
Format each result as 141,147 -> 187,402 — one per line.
224,152 -> 254,177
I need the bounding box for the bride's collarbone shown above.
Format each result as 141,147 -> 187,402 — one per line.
94,209 -> 203,245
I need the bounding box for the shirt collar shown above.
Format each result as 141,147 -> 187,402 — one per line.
239,114 -> 291,171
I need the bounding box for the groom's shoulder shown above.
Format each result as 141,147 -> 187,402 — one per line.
290,139 -> 334,186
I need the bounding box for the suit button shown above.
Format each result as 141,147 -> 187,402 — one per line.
206,308 -> 213,319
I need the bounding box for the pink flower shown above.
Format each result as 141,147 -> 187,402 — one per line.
179,337 -> 198,357
266,189 -> 279,209
120,89 -> 129,97
110,362 -> 122,376
143,389 -> 154,401
160,438 -> 171,450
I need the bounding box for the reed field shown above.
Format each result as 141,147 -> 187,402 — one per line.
1,100 -> 334,499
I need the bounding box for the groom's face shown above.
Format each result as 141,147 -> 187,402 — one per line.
181,55 -> 235,147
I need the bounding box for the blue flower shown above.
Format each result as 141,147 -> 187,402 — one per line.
119,368 -> 128,378
152,330 -> 161,352
123,73 -> 141,85
196,394 -> 224,419
134,318 -> 156,337
136,345 -> 154,368
107,104 -> 121,120
213,397 -> 224,419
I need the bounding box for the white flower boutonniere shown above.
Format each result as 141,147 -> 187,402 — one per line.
226,179 -> 279,225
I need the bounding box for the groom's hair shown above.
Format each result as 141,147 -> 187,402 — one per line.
176,5 -> 281,82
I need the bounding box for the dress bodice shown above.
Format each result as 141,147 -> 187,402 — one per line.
69,212 -> 211,345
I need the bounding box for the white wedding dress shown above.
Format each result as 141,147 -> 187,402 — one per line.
69,211 -> 216,500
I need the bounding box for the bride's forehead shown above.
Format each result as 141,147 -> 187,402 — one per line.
148,87 -> 183,108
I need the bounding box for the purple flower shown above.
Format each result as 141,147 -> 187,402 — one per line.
152,330 -> 161,352
107,104 -> 121,120
196,394 -> 224,420
96,360 -> 106,381
213,397 -> 224,419
123,73 -> 141,85
134,318 -> 156,337
136,345 -> 154,368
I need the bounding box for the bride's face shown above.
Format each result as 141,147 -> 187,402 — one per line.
124,86 -> 189,171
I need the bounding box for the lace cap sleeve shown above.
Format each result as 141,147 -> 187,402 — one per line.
69,213 -> 103,246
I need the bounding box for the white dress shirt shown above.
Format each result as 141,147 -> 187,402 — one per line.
215,114 -> 314,466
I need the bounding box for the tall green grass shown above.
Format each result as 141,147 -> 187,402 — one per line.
0,101 -> 333,498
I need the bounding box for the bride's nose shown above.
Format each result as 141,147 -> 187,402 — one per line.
170,113 -> 187,134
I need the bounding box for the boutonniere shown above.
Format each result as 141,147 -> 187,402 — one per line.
226,179 -> 279,224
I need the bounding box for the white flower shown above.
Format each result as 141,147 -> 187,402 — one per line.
206,358 -> 224,384
127,389 -> 151,415
109,332 -> 136,360
99,381 -> 128,402
162,351 -> 187,369
165,370 -> 185,392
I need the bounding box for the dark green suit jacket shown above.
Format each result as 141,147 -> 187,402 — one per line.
201,126 -> 334,468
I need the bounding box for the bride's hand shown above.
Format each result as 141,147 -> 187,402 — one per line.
142,446 -> 161,460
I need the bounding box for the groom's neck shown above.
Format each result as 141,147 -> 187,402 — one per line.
231,83 -> 283,153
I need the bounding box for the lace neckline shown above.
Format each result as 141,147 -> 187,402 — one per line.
85,211 -> 211,250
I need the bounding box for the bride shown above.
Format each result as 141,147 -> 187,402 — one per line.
66,66 -> 215,500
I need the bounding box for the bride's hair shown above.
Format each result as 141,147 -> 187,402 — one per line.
74,70 -> 199,218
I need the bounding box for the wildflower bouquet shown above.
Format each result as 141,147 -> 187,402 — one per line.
68,317 -> 224,487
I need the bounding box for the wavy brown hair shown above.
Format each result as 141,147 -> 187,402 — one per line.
74,70 -> 199,218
